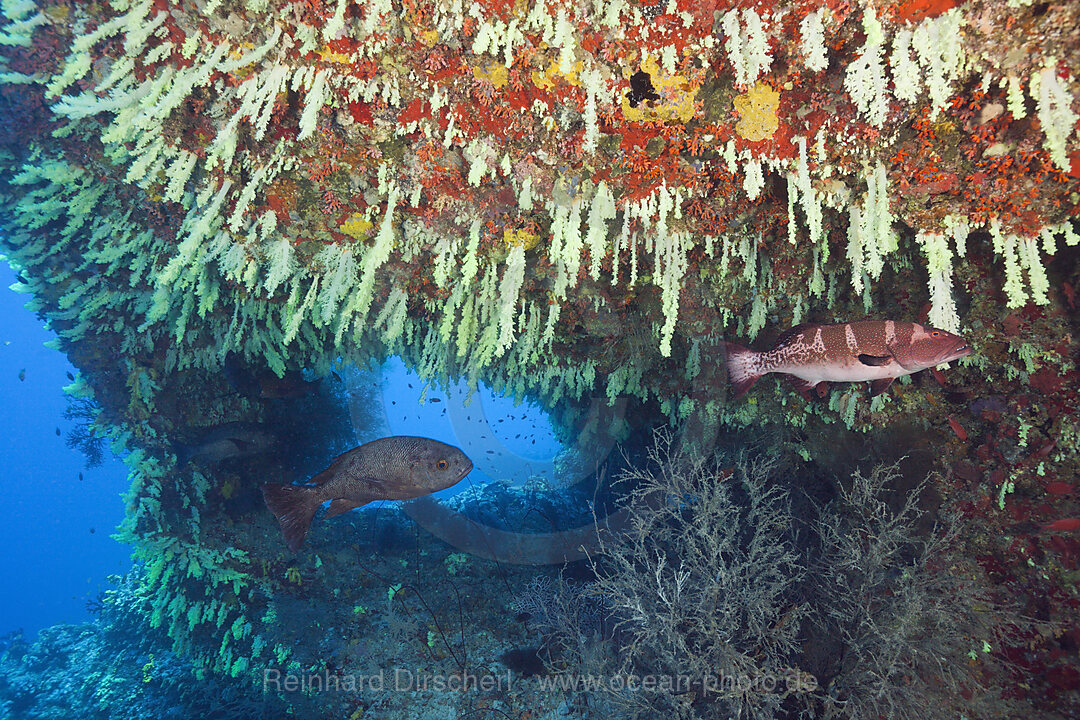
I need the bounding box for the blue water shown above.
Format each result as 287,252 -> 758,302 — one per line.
0,267 -> 131,638
374,357 -> 566,499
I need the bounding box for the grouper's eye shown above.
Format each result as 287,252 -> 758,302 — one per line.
930,330 -> 943,338
436,459 -> 449,470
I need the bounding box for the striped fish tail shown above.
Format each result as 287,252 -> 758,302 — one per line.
722,341 -> 762,400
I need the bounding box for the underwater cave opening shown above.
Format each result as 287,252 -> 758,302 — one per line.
353,356 -> 568,499
330,356 -> 626,542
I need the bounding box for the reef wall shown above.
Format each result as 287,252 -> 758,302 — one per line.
1,0 -> 1077,416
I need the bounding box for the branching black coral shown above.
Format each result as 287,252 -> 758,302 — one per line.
63,395 -> 106,468
534,430 -> 1032,720
810,463 -> 1020,720
560,430 -> 806,720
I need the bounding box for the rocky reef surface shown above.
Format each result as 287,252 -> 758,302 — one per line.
0,0 -> 1078,717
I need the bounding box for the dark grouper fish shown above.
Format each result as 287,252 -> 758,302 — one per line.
724,320 -> 972,399
175,422 -> 278,467
262,436 -> 472,551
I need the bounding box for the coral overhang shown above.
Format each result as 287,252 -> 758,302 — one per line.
1,0 -> 1077,409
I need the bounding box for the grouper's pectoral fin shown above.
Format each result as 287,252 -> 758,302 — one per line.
883,340 -> 921,371
858,354 -> 893,367
869,377 -> 895,397
326,477 -> 388,517
788,376 -> 828,400
326,498 -> 367,517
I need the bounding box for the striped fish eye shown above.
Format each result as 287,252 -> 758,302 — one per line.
436,459 -> 449,470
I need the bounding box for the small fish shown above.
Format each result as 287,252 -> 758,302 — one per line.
724,321 -> 971,399
78,472 -> 83,482
175,422 -> 278,466
262,436 -> 472,551
947,416 -> 968,442
1045,482 -> 1074,496
18,369 -> 25,381
55,427 -> 61,436
1043,518 -> 1080,532
66,372 -> 75,381
431,398 -> 442,403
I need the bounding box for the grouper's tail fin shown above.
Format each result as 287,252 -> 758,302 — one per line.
722,341 -> 761,400
262,483 -> 322,552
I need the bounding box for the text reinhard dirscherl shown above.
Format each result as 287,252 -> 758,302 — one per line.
262,668 -> 818,695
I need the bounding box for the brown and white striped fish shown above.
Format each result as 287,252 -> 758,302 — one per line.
723,321 -> 971,399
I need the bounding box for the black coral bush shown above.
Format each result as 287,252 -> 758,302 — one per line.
534,430 -> 1023,720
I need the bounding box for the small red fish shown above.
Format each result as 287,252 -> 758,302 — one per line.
1063,281 -> 1076,309
947,416 -> 968,442
1043,518 -> 1080,532
1036,440 -> 1057,459
1045,483 -> 1075,496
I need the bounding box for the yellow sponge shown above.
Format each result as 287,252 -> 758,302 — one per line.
734,81 -> 780,142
